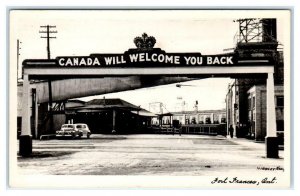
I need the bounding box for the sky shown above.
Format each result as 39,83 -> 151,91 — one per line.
79,78 -> 232,112
10,10 -> 287,112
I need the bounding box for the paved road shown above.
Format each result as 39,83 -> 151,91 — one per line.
17,134 -> 285,176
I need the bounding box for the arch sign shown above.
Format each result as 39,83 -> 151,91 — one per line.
23,34 -> 274,79
56,33 -> 235,67
24,33 -> 272,70
57,52 -> 235,67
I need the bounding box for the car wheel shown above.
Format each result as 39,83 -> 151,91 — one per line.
87,134 -> 90,139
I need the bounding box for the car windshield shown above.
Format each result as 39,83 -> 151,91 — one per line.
62,125 -> 74,128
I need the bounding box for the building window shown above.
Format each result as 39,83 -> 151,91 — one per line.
248,98 -> 251,109
221,117 -> 226,123
276,120 -> 284,131
17,117 -> 22,137
205,117 -> 211,124
234,103 -> 238,110
248,111 -> 251,121
276,96 -> 284,107
252,96 -> 255,108
191,117 -> 196,124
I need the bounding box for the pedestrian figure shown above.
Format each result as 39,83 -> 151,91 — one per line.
229,125 -> 234,138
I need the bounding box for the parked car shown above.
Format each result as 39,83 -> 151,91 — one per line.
74,123 -> 91,138
56,123 -> 91,139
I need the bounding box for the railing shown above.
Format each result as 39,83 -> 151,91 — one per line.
150,124 -> 226,136
181,124 -> 220,135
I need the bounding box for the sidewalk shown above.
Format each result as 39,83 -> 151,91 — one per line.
225,136 -> 285,159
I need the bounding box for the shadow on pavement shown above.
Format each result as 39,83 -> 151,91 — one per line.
17,151 -> 75,159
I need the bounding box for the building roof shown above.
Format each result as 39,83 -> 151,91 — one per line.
171,109 -> 226,115
84,98 -> 140,110
66,98 -> 149,113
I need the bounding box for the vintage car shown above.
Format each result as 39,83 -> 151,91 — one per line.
56,123 -> 91,139
74,123 -> 92,138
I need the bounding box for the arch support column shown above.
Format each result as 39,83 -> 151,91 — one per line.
19,74 -> 32,156
265,72 -> 278,158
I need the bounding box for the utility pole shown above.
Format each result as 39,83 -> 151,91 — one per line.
17,39 -> 21,81
39,25 -> 57,134
39,25 -> 57,59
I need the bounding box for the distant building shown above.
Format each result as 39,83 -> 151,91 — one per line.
149,109 -> 226,136
247,85 -> 284,141
226,81 -> 284,141
151,109 -> 226,126
172,110 -> 226,125
17,97 -> 157,137
65,98 -> 157,134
